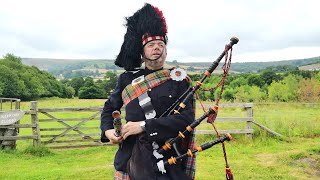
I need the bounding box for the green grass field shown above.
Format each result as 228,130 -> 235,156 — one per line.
0,98 -> 319,179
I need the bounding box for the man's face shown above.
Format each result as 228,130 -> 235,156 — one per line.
143,40 -> 167,70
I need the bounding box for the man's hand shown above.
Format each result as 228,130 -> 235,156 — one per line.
105,129 -> 123,144
121,121 -> 144,140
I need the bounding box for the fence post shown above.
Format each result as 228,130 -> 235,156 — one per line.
15,99 -> 20,110
30,101 -> 41,146
245,103 -> 253,139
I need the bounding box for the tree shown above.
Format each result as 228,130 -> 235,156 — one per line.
229,76 -> 248,88
3,53 -> 22,64
0,54 -> 74,100
70,77 -> 85,96
222,88 -> 235,102
267,80 -> 293,102
84,77 -> 94,87
63,86 -> 75,98
0,81 -> 4,96
247,74 -> 264,87
78,85 -> 105,99
261,70 -> 282,85
298,78 -> 320,102
315,71 -> 320,82
102,72 -> 118,96
248,86 -> 266,102
289,70 -> 313,79
234,85 -> 251,102
282,74 -> 299,101
0,65 -> 26,98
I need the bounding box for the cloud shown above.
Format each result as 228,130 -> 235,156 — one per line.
0,0 -> 319,62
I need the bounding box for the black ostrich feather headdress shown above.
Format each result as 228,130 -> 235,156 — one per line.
114,3 -> 168,71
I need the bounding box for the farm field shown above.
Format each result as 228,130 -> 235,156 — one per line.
0,98 -> 319,179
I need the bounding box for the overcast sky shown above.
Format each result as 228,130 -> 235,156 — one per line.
1,0 -> 320,63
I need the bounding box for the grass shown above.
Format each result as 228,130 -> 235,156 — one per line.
0,98 -> 319,179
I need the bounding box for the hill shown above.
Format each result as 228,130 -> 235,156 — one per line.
22,56 -> 320,78
170,56 -> 320,73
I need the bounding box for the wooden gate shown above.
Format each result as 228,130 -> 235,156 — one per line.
31,101 -> 106,148
195,103 -> 254,139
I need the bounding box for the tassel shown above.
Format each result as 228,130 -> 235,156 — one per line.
226,167 -> 234,180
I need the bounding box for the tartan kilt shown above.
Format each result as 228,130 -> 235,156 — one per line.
114,170 -> 130,180
113,131 -> 196,180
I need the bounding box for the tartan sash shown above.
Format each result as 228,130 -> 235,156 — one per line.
122,69 -> 171,106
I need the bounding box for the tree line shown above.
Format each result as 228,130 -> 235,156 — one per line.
0,54 -> 117,100
191,67 -> 320,102
1,54 -> 320,102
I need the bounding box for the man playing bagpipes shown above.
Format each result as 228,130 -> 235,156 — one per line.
100,3 -> 196,180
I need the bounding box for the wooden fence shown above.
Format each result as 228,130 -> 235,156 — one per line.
1,101 -> 256,149
195,103 -> 254,139
26,101 -> 105,148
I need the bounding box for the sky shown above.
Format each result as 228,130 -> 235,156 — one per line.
1,0 -> 320,63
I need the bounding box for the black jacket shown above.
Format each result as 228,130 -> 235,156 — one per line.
100,68 -> 195,175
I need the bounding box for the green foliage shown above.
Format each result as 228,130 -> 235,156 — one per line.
84,77 -> 94,87
70,77 -> 85,96
229,76 -> 248,88
288,70 -> 315,79
268,81 -> 287,101
0,81 -> 4,96
102,71 -> 118,97
0,54 -> 71,100
0,64 -> 26,98
234,85 -> 251,102
222,88 -> 235,101
63,86 -> 75,98
3,53 -> 320,102
247,74 -> 264,87
258,65 -> 299,73
3,53 -> 22,64
282,74 -> 299,100
248,86 -> 266,102
78,84 -> 105,99
316,71 -> 320,82
260,70 -> 282,85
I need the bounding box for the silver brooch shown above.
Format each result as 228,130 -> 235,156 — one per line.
170,68 -> 187,81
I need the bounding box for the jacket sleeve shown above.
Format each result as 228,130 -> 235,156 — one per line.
100,74 -> 124,142
145,79 -> 195,142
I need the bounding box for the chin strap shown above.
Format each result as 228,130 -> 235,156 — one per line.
143,48 -> 165,62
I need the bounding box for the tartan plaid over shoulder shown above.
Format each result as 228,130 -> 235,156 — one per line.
121,69 -> 171,105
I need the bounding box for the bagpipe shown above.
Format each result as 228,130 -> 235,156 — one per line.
155,36 -> 239,180
115,37 -> 239,180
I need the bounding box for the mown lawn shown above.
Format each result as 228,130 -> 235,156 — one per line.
0,98 -> 319,179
